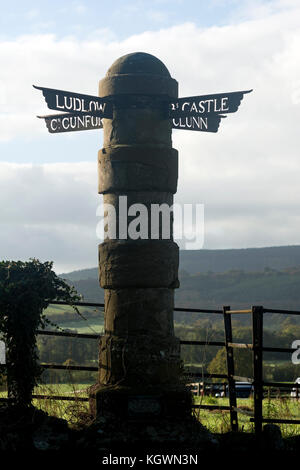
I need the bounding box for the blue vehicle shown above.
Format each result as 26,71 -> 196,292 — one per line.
220,382 -> 253,398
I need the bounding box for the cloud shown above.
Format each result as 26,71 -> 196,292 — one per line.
1,2 -> 300,271
1,4 -> 300,140
0,161 -> 98,225
0,162 -> 99,273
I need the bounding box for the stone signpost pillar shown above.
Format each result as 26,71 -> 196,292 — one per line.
34,52 -> 250,447
90,52 -> 190,422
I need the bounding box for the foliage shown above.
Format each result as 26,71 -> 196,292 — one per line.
175,321 -> 300,382
194,395 -> 300,437
207,347 -> 253,378
0,259 -> 81,407
37,332 -> 98,384
272,363 -> 300,382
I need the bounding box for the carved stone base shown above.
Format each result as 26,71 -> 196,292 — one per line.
89,384 -> 192,421
85,393 -> 218,455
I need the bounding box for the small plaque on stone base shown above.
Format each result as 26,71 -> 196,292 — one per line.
128,395 -> 162,418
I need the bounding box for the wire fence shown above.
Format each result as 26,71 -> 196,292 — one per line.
1,301 -> 300,435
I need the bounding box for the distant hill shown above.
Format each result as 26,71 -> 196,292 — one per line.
179,245 -> 300,275
63,266 -> 300,329
60,245 -> 300,281
61,267 -> 99,281
59,246 -> 300,329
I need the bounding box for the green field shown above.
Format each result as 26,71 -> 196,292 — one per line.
55,320 -> 104,334
43,304 -> 104,334
2,386 -> 300,436
193,395 -> 300,437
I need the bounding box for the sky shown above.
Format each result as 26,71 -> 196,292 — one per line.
0,0 -> 300,273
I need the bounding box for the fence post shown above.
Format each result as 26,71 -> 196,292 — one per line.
223,306 -> 238,432
252,305 -> 264,437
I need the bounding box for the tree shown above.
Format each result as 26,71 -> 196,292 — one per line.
0,259 -> 80,407
208,347 -> 253,378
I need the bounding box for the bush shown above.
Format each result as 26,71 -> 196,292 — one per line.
273,363 -> 300,382
0,259 -> 80,407
208,347 -> 253,379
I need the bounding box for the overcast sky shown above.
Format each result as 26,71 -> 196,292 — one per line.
1,0 -> 300,273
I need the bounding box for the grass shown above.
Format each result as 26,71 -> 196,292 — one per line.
193,395 -> 300,437
0,383 -> 91,427
35,382 -> 90,395
32,383 -> 91,427
2,384 -> 300,437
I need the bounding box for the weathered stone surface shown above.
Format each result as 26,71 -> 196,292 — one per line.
99,239 -> 179,288
98,334 -> 181,386
98,146 -> 178,193
103,190 -> 174,208
100,74 -> 178,97
262,424 -> 284,450
102,106 -> 172,147
93,52 -> 187,423
106,52 -> 172,78
89,385 -> 191,421
104,288 -> 175,336
99,52 -> 178,97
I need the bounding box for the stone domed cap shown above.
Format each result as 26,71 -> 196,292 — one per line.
99,52 -> 178,98
106,52 -> 171,77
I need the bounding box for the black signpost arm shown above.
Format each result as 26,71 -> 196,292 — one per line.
170,89 -> 253,116
172,114 -> 227,133
33,85 -> 110,109
37,111 -> 105,134
34,84 -> 252,134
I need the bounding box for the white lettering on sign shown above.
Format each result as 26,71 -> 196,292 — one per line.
55,94 -> 107,113
221,97 -> 229,111
50,119 -> 58,132
172,116 -> 208,130
172,97 -> 229,115
49,114 -> 103,133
